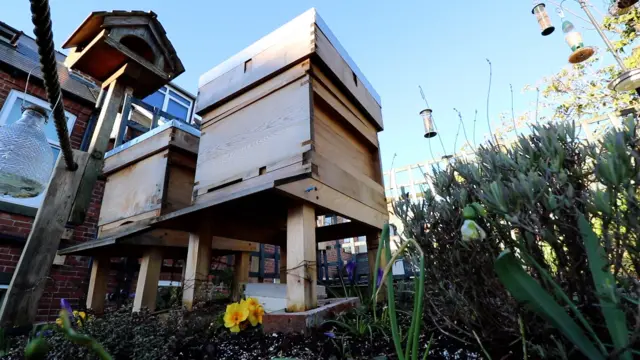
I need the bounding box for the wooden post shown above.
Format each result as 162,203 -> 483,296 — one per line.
232,251 -> 250,301
133,248 -> 163,312
0,150 -> 90,326
69,81 -> 128,224
86,256 -> 110,313
182,223 -> 212,310
279,248 -> 287,284
286,203 -> 317,312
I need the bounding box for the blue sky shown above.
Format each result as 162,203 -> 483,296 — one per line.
3,0 -> 613,172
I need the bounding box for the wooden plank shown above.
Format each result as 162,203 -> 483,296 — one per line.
311,75 -> 378,148
133,247 -> 163,312
313,26 -> 383,130
86,256 -> 110,313
276,178 -> 387,230
0,150 -> 91,326
99,150 -> 169,226
286,203 -> 317,312
102,127 -> 173,174
313,101 -> 379,182
194,160 -> 311,209
195,151 -> 307,198
232,251 -> 251,301
99,209 -> 161,236
200,60 -> 311,127
311,152 -> 386,213
194,76 -> 312,194
68,82 -> 128,225
212,237 -> 260,252
164,156 -> 196,214
182,223 -> 212,310
316,221 -> 376,243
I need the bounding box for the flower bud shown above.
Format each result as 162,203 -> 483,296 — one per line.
461,220 -> 487,242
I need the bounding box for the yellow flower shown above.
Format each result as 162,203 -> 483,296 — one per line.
248,304 -> 264,326
55,318 -> 62,327
243,297 -> 260,310
223,302 -> 249,333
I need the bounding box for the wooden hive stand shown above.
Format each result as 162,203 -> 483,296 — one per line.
186,8 -> 388,314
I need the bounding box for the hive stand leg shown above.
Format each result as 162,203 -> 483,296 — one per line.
286,203 -> 317,312
232,251 -> 250,301
133,247 -> 163,312
86,256 -> 110,313
279,249 -> 287,284
182,223 -> 212,310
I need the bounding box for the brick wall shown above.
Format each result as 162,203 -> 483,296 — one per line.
0,67 -> 100,322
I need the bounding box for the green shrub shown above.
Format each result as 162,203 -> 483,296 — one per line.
394,119 -> 640,358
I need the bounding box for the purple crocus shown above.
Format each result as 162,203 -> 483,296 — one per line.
60,298 -> 73,315
345,260 -> 357,282
324,332 -> 336,339
376,268 -> 384,288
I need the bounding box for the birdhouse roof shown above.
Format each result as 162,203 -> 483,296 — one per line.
62,10 -> 184,76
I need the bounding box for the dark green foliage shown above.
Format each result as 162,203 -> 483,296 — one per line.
394,118 -> 640,358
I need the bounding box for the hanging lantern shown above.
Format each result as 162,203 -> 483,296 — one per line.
563,20 -> 595,64
420,109 -> 437,138
532,3 -> 555,36
617,0 -> 639,10
0,105 -> 54,198
609,68 -> 640,92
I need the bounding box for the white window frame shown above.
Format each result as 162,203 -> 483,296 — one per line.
145,85 -> 194,123
0,89 -> 77,209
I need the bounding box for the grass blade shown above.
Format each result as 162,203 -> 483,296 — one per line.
578,214 -> 631,360
495,250 -> 604,360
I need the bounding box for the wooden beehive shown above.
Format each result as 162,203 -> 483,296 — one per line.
194,8 -> 386,229
98,121 -> 199,237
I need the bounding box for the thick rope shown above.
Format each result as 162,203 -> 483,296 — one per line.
29,0 -> 77,170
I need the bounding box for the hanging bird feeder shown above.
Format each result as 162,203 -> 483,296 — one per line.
420,109 -> 437,138
563,19 -> 595,64
0,105 -> 54,198
532,3 -> 555,36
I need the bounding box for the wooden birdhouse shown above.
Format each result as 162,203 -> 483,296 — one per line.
194,8 -> 386,232
62,11 -> 185,98
98,121 -> 199,237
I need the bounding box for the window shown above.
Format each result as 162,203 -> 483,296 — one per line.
0,90 -> 77,209
141,85 -> 193,123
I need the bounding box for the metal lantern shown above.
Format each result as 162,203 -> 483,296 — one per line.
563,20 -> 595,64
0,106 -> 54,198
532,3 -> 555,36
420,109 -> 437,138
609,68 -> 640,92
617,0 -> 639,10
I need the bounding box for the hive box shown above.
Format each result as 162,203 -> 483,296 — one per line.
194,8 -> 387,229
98,120 -> 200,237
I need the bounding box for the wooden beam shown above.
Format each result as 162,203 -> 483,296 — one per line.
69,81 -> 128,225
86,256 -> 110,313
232,251 -> 250,301
286,203 -> 317,312
0,150 -> 91,326
133,247 -> 163,312
182,223 -> 212,310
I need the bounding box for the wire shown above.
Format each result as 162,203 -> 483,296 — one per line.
21,64 -> 40,113
29,0 -> 77,170
510,84 -> 519,138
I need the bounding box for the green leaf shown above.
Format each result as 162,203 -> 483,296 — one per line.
495,250 -> 605,360
578,214 -> 631,360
